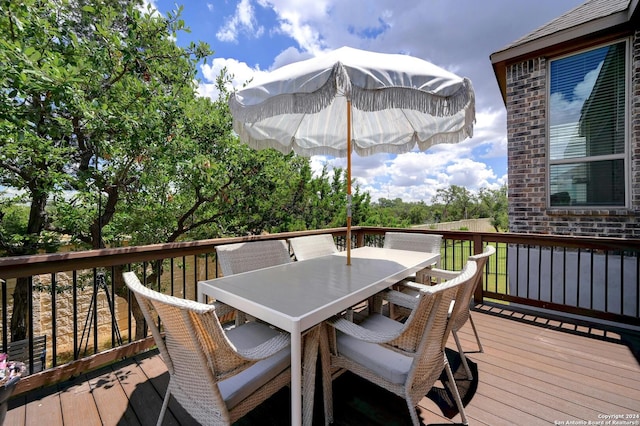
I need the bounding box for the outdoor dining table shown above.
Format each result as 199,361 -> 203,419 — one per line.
197,245 -> 440,426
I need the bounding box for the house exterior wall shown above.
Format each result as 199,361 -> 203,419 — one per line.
506,30 -> 640,237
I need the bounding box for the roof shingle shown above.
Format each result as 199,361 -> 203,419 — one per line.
498,0 -> 631,52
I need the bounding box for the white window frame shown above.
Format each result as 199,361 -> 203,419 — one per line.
546,39 -> 630,209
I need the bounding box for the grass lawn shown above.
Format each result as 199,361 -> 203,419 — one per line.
440,240 -> 509,297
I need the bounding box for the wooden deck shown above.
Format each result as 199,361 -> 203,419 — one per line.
5,304 -> 640,425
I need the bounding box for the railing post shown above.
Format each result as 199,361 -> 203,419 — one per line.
473,233 -> 484,304
1,279 -> 6,356
354,229 -> 365,248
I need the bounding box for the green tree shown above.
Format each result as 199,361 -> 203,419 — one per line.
367,185 -> 508,228
477,185 -> 508,231
363,198 -> 411,227
0,0 -> 211,340
408,202 -> 429,224
431,185 -> 477,222
280,166 -> 371,231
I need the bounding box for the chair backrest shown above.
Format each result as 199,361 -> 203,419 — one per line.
123,271 -> 250,422
216,240 -> 292,276
386,261 -> 476,353
383,232 -> 442,254
450,244 -> 496,332
384,232 -> 443,277
289,234 -> 338,261
391,261 -> 477,397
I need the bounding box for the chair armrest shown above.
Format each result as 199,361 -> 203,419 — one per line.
212,301 -> 236,318
383,289 -> 419,310
236,333 -> 291,361
423,268 -> 460,281
327,316 -> 400,344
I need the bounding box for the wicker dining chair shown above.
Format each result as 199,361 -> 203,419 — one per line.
216,240 -> 292,324
381,232 -> 443,317
321,261 -> 478,426
383,232 -> 443,282
383,231 -> 443,254
414,245 -> 496,379
216,240 -> 292,276
123,272 -> 291,426
289,234 -> 338,261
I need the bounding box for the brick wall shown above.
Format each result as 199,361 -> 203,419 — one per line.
506,32 -> 640,238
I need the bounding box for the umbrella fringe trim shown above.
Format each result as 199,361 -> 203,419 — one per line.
232,118 -> 475,157
351,78 -> 475,118
229,70 -> 474,123
229,63 -> 346,123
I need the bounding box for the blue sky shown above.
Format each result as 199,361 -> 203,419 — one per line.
147,0 -> 585,203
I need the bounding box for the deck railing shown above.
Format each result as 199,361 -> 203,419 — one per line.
0,227 -> 638,393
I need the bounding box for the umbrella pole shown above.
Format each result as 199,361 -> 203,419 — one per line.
346,99 -> 352,266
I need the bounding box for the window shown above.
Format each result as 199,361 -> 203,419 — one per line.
548,40 -> 627,207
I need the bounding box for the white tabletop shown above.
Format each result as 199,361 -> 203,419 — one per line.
198,246 -> 439,332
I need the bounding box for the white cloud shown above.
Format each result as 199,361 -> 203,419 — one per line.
198,57 -> 269,100
549,61 -> 601,126
217,0 -> 264,43
197,45 -> 313,99
445,158 -> 496,188
0,187 -> 25,199
462,108 -> 508,160
270,46 -> 313,69
574,63 -> 601,101
253,0 -> 399,56
323,146 -> 498,203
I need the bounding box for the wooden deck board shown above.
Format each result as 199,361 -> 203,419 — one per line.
135,351 -> 199,426
87,366 -> 141,426
24,385 -> 64,426
469,310 -> 639,374
473,330 -> 637,396
479,363 -> 605,420
116,353 -> 178,426
465,392 -> 550,426
468,332 -> 640,410
4,393 -> 25,425
58,376 -> 102,426
5,306 -> 640,425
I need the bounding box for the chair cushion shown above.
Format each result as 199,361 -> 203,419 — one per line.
218,322 -> 290,409
336,313 -> 412,385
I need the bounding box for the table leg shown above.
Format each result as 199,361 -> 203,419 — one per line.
291,326 -> 302,426
302,326 -> 320,426
197,285 -> 204,303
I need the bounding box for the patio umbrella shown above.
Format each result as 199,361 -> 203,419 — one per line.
229,46 -> 475,264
